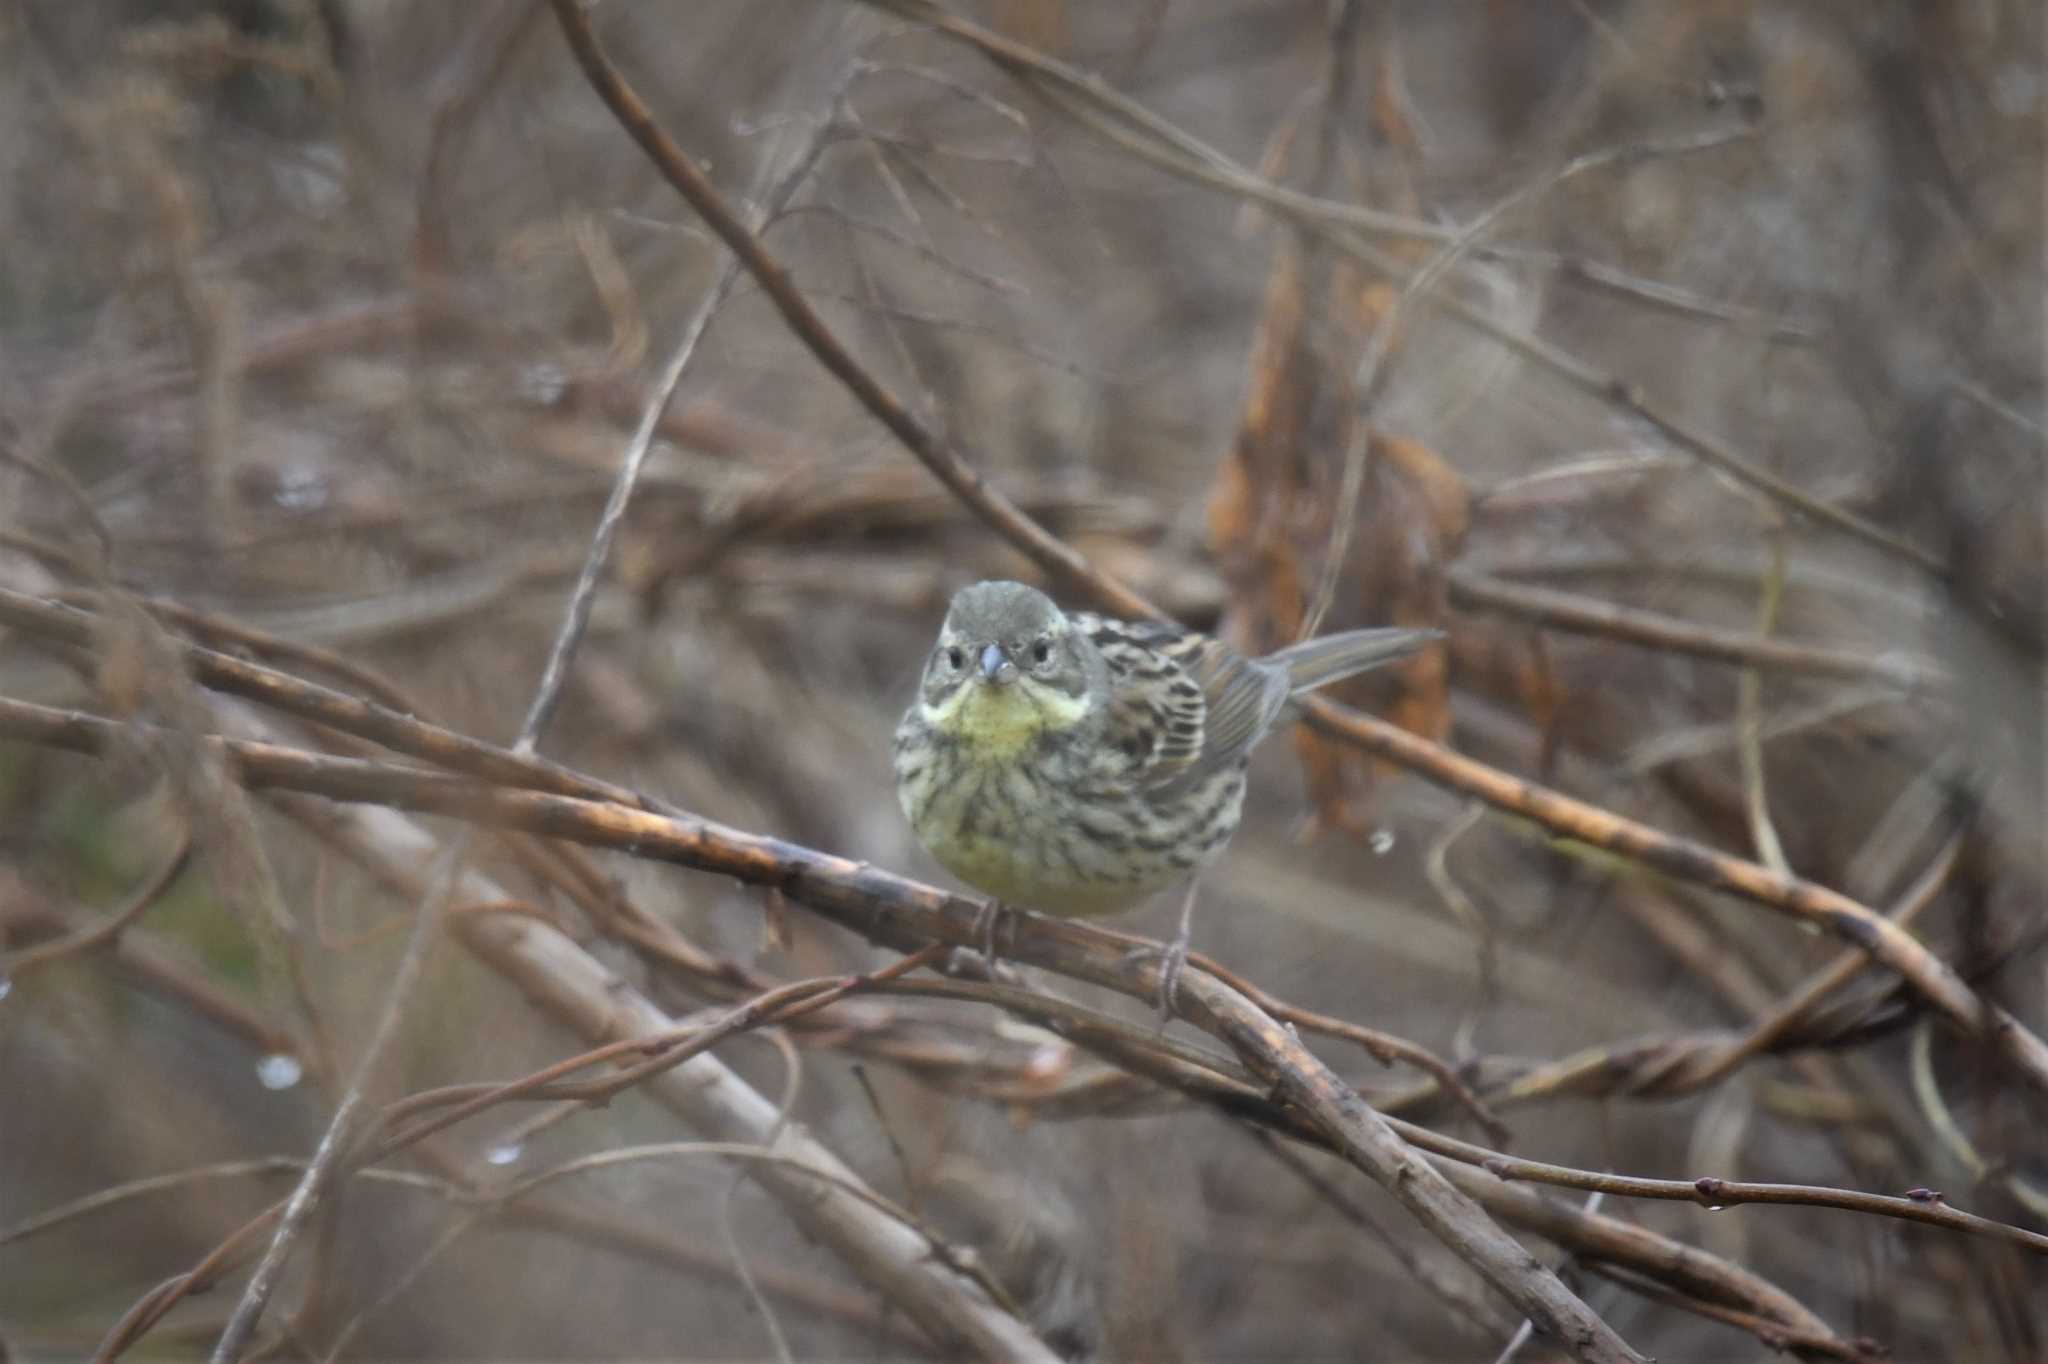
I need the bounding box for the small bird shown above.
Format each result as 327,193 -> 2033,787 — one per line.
893,579 -> 1438,1008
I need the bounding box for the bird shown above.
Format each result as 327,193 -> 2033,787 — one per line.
892,579 -> 1439,1010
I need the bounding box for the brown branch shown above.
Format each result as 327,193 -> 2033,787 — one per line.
0,832 -> 194,978
1297,694 -> 2048,1097
1391,1126 -> 2048,1257
1175,968 -> 1648,1362
263,786 -> 1059,1359
544,0 -> 1153,623
937,963 -> 1864,1349
1447,569 -> 1945,691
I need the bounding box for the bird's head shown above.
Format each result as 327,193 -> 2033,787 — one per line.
919,580 -> 1102,754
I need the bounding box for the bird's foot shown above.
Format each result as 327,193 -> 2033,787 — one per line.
967,898 -> 1012,979
1120,930 -> 1192,1022
1123,879 -> 1201,1021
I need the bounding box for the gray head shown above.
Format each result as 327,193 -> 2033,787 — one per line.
919,580 -> 1102,715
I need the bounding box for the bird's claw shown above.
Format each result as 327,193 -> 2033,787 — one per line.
1125,879 -> 1201,1022
972,899 -> 1009,976
1121,932 -> 1190,1022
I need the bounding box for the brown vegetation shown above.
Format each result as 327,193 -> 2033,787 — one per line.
0,2 -> 2041,1360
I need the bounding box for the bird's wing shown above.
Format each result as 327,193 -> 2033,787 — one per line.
1073,614 -> 1288,792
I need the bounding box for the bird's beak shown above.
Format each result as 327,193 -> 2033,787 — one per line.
978,643 -> 1015,685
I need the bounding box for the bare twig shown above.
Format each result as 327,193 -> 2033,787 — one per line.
516,73 -> 831,752
1447,569 -> 1942,690
0,831 -> 193,979
208,838 -> 463,1364
1393,1120 -> 2048,1256
1173,969 -> 1649,1363
1736,524 -> 1792,876
1305,121 -> 1745,640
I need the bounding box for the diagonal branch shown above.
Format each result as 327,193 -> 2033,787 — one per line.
546,0 -> 1149,621
1174,969 -> 1646,1361
1297,694 -> 2048,1093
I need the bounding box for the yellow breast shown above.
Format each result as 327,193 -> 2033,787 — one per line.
921,677 -> 1090,760
902,683 -> 1146,917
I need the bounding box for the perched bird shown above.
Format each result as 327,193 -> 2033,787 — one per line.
893,579 -> 1438,1007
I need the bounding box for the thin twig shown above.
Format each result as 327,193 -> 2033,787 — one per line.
208,839 -> 466,1364
1446,570 -> 1943,690
1305,121 -> 1734,640
0,831 -> 193,979
515,84 -> 832,752
1174,970 -> 1649,1363
1736,524 -> 1792,876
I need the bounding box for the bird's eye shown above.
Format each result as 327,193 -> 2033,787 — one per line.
1030,638 -> 1052,665
945,646 -> 965,671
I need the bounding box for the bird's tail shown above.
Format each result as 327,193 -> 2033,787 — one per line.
1268,626 -> 1441,697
